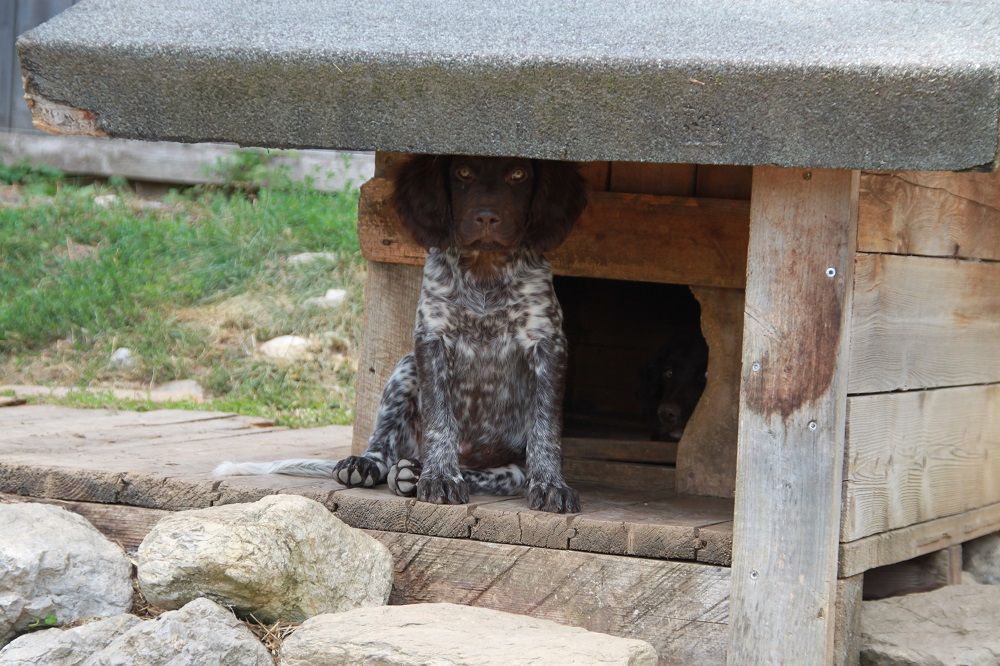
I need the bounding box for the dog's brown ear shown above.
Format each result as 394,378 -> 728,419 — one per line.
391,155 -> 452,249
526,161 -> 587,253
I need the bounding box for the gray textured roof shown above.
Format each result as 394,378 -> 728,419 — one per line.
17,0 -> 1000,170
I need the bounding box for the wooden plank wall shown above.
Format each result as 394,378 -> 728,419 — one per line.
841,170 -> 1000,561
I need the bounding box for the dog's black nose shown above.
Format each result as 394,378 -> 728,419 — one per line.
474,210 -> 501,227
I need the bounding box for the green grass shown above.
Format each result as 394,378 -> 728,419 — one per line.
0,153 -> 366,427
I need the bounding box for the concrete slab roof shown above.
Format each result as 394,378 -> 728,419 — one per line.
17,0 -> 1000,171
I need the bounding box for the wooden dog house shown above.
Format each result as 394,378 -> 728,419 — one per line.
15,2 -> 1000,663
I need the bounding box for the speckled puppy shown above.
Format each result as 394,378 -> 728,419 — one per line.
214,155 -> 586,513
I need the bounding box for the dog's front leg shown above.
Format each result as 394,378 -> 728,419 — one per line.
414,336 -> 469,504
526,338 -> 580,513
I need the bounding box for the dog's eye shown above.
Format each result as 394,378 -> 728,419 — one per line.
509,168 -> 527,183
455,166 -> 473,181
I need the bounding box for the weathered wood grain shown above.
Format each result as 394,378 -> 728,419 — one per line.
858,171 -> 1000,261
0,404 -> 737,563
833,575 -> 863,666
728,167 -> 859,665
842,384 -> 1000,541
676,287 -> 744,498
372,530 -> 731,665
848,253 -> 1000,393
609,162 -> 697,196
695,165 -> 754,200
351,260 -> 422,454
839,500 -> 1000,577
561,457 -> 675,492
357,177 -> 750,289
0,132 -> 373,191
562,437 -> 677,465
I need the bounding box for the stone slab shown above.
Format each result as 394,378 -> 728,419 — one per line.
17,0 -> 1000,170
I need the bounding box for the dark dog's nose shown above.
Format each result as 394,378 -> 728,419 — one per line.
474,210 -> 501,227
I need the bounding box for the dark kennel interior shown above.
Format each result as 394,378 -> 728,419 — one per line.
554,276 -> 707,446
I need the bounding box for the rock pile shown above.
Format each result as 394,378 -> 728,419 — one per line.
0,496 -> 658,665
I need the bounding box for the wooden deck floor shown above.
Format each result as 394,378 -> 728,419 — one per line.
0,403 -> 733,565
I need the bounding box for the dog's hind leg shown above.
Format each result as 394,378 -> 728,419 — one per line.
462,464 -> 527,496
388,461 -> 527,498
333,353 -> 420,488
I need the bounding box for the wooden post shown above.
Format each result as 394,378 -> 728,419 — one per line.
675,287 -> 744,497
351,261 -> 422,454
727,167 -> 860,664
833,575 -> 864,666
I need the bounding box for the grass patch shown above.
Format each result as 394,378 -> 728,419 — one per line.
0,154 -> 367,427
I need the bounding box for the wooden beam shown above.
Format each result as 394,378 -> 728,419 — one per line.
839,500 -> 1000,577
728,167 -> 859,665
357,178 -> 750,289
372,530 -> 730,665
561,437 -> 677,465
848,254 -> 1000,393
841,383 -> 1000,541
0,131 -> 373,191
351,261 -> 422,454
676,287 -> 744,498
608,162 -> 697,196
833,575 -> 864,666
858,170 -> 1000,261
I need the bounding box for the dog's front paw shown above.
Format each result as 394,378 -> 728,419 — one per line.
527,481 -> 580,513
387,458 -> 422,497
333,456 -> 385,488
416,473 -> 469,505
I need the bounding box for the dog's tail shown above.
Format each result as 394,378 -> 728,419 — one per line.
212,459 -> 338,478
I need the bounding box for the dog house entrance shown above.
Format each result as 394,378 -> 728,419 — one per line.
555,276 -> 708,492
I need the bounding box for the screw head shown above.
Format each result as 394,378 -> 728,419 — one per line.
750,570 -> 759,580
825,267 -> 837,278
751,361 -> 761,372
808,420 -> 818,431
803,171 -> 813,180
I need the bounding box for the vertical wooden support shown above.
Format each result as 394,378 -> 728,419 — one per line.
676,287 -> 744,497
351,261 -> 422,454
727,167 -> 860,665
833,575 -> 864,666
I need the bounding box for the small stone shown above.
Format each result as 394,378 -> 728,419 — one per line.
303,288 -> 347,309
280,603 -> 658,666
0,614 -> 140,666
287,252 -> 339,266
109,347 -> 135,370
136,495 -> 393,623
93,194 -> 118,208
0,504 -> 133,646
963,531 -> 1000,584
861,584 -> 1000,665
259,335 -> 310,359
87,599 -> 271,666
149,379 -> 204,402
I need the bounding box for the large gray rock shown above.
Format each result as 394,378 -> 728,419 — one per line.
0,504 -> 133,645
280,602 -> 658,666
0,614 -> 140,666
86,598 -> 271,666
136,495 -> 392,623
861,585 -> 1000,665
964,532 -> 1000,585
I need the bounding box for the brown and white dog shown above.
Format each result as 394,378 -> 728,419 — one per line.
215,155 -> 586,513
